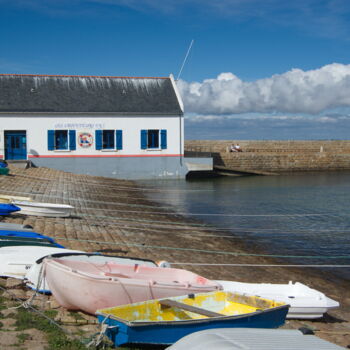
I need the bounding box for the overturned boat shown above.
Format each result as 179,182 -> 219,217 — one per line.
0,230 -> 64,248
0,246 -> 81,279
0,203 -> 21,216
12,200 -> 74,217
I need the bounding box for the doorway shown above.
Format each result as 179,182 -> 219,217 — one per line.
4,130 -> 27,160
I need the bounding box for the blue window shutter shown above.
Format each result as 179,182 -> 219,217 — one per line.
116,130 -> 123,150
48,130 -> 55,150
161,129 -> 167,149
95,130 -> 102,150
69,130 -> 76,150
141,130 -> 147,149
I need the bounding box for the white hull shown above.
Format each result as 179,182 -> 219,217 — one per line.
0,223 -> 33,231
217,280 -> 339,319
0,246 -> 82,279
167,328 -> 345,350
25,253 -> 159,293
13,200 -> 74,217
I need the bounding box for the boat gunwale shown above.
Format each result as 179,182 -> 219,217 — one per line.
36,252 -> 157,265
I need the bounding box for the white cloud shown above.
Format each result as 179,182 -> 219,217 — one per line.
178,63 -> 350,115
184,113 -> 350,140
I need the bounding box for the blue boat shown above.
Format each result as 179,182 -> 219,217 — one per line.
96,291 -> 289,347
0,230 -> 64,248
0,203 -> 21,215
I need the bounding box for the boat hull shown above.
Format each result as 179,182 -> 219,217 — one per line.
0,246 -> 80,279
217,280 -> 339,319
0,230 -> 64,248
96,291 -> 289,346
26,253 -> 158,293
0,168 -> 9,175
0,204 -> 21,215
44,259 -> 222,314
13,200 -> 73,217
0,236 -> 61,248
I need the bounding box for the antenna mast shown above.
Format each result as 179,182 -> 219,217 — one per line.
176,39 -> 194,81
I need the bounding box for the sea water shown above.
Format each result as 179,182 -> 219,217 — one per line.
141,171 -> 350,282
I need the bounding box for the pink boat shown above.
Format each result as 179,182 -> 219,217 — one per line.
44,258 -> 221,314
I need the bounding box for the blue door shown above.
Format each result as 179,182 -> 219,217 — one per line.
5,131 -> 27,160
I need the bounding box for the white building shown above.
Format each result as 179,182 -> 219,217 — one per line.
0,73 -> 211,179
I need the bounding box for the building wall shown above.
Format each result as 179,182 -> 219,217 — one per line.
185,140 -> 350,172
0,114 -> 187,179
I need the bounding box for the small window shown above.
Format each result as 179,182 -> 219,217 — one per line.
55,130 -> 68,150
141,129 -> 167,150
48,130 -> 76,151
95,130 -> 123,150
103,130 -> 115,149
148,130 -> 159,149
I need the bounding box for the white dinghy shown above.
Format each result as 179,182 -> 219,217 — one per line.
0,223 -> 33,232
13,200 -> 74,217
217,280 -> 339,319
25,253 -> 162,293
0,246 -> 82,279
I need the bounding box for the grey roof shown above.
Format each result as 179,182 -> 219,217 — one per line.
0,74 -> 182,114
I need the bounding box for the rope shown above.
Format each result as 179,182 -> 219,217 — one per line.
86,314 -> 117,348
54,236 -> 350,260
166,263 -> 350,268
0,284 -> 74,338
21,263 -> 45,309
77,208 -> 327,217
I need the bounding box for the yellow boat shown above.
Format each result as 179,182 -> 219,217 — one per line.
97,291 -> 289,346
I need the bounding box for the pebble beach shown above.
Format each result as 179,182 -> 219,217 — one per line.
0,165 -> 349,349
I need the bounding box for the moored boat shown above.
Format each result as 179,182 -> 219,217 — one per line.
0,223 -> 33,231
0,230 -> 64,248
217,280 -> 339,319
167,328 -> 345,350
0,236 -> 61,248
44,258 -> 222,314
12,200 -> 74,217
96,291 -> 289,347
0,203 -> 21,215
0,246 -> 81,279
26,253 -> 161,293
0,168 -> 9,175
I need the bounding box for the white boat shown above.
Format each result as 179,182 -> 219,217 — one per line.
217,280 -> 339,319
25,253 -> 161,293
0,223 -> 33,231
0,246 -> 82,279
167,328 -> 345,350
13,200 -> 74,217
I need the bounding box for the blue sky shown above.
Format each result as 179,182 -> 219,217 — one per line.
1,0 -> 350,140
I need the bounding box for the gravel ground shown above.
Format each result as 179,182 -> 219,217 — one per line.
0,165 -> 349,349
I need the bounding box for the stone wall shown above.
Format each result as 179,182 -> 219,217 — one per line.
185,140 -> 350,172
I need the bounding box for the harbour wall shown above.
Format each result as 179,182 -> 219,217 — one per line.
185,140 -> 350,173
